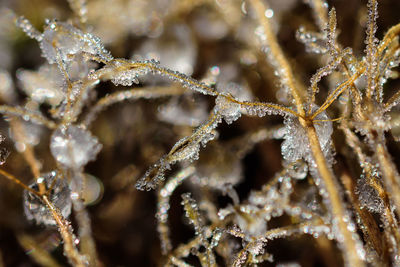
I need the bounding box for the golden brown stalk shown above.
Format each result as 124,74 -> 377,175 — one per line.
248,0 -> 305,117
340,171 -> 387,262
249,0 -> 365,265
17,234 -> 63,267
0,169 -> 87,267
302,120 -> 365,267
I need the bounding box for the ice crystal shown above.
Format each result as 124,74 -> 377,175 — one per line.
136,110 -> 221,190
0,147 -> 9,165
217,82 -> 253,102
24,171 -> 71,225
356,175 -> 384,214
215,94 -> 241,124
40,20 -> 113,65
107,59 -> 150,86
50,125 -> 102,169
281,108 -> 332,163
17,64 -> 64,106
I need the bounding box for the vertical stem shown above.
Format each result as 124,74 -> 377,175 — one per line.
248,0 -> 305,116
72,198 -> 100,267
340,171 -> 387,262
303,120 -> 365,267
42,196 -> 87,267
375,143 -> 400,219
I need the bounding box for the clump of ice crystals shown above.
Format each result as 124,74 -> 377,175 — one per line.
0,134 -> 9,165
217,82 -> 253,102
40,20 -> 112,64
17,64 -> 64,106
281,108 -> 332,163
50,125 -> 102,169
23,171 -> 71,225
215,82 -> 255,124
215,94 -> 241,124
356,174 -> 384,214
104,59 -> 154,86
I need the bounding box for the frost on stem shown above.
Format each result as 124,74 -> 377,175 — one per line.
308,48 -> 352,107
136,111 -> 221,191
214,82 -> 253,125
157,167 -> 195,254
105,59 -> 154,86
365,0 -> 379,99
24,171 -> 72,226
296,26 -> 328,54
281,107 -> 332,164
181,193 -> 217,266
215,94 -> 241,124
356,168 -> 384,214
15,16 -> 43,41
50,125 -> 102,169
0,134 -> 9,165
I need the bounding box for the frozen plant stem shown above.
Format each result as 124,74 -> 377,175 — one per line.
339,171 -> 386,261
248,0 -> 305,117
41,196 -> 87,267
303,121 -> 364,266
249,0 -> 364,265
0,169 -> 87,267
375,142 -> 400,218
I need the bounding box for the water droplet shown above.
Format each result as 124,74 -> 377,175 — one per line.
288,161 -> 308,180
264,9 -> 274,19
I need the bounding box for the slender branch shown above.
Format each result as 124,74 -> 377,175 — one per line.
157,167 -> 196,255
302,120 -> 365,267
0,169 -> 87,266
42,196 -> 87,267
17,234 -> 63,267
375,142 -> 400,219
311,70 -> 362,120
340,171 -> 387,261
0,105 -> 56,129
248,0 -> 305,116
